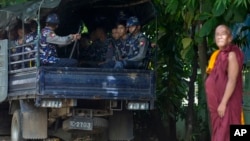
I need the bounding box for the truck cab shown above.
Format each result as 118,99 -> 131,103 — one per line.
0,0 -> 156,140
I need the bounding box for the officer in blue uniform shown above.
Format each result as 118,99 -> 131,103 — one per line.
115,16 -> 150,69
99,21 -> 129,68
39,13 -> 81,67
116,19 -> 130,60
98,25 -> 122,68
24,25 -> 38,67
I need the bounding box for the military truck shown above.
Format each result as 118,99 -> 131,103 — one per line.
0,0 -> 156,140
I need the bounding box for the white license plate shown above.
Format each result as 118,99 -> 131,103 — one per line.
67,117 -> 93,131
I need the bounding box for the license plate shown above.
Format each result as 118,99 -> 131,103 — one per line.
63,117 -> 93,131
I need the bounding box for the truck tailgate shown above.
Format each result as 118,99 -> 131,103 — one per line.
38,67 -> 156,100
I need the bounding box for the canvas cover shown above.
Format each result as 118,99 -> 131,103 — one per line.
0,0 -> 61,29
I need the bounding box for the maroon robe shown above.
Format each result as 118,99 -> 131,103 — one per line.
205,44 -> 244,141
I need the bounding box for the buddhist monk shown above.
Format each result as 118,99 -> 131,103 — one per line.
205,25 -> 244,141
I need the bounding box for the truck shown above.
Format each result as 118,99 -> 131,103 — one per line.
0,0 -> 157,140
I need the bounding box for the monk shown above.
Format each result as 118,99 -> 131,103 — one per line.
205,25 -> 244,141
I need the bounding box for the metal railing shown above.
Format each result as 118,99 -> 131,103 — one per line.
8,41 -> 38,74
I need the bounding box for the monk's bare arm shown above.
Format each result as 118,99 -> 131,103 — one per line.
221,51 -> 239,106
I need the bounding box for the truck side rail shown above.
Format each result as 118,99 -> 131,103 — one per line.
8,41 -> 38,99
8,41 -> 37,74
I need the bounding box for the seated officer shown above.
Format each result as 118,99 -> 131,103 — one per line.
98,25 -> 121,68
39,13 -> 81,67
100,20 -> 129,69
115,16 -> 150,69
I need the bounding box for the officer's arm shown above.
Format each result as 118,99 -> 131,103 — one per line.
128,37 -> 149,61
46,32 -> 74,46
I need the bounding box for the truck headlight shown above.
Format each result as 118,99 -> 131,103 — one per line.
127,102 -> 149,110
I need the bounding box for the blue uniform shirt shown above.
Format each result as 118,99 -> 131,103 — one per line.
39,27 -> 73,64
127,32 -> 149,61
119,35 -> 130,59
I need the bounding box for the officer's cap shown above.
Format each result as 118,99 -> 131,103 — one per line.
46,13 -> 60,24
126,16 -> 140,27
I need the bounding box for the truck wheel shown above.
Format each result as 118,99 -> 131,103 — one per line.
11,110 -> 25,141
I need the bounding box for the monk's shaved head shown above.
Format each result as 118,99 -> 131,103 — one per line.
214,24 -> 233,49
215,25 -> 232,36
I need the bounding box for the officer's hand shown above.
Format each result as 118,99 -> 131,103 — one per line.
71,34 -> 81,41
75,33 -> 81,40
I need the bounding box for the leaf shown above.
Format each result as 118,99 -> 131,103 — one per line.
224,8 -> 233,22
197,12 -> 212,21
165,0 -> 179,15
231,6 -> 248,23
199,18 -> 217,37
201,0 -> 214,13
212,2 -> 226,17
214,0 -> 228,11
233,0 -> 249,8
184,11 -> 194,28
182,38 -> 192,49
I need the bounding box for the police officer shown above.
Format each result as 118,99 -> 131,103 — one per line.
116,19 -> 130,60
99,21 -> 129,68
98,26 -> 117,68
40,13 -> 81,67
115,16 -> 150,69
86,27 -> 109,67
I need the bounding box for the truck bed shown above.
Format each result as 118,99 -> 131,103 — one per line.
8,67 -> 156,100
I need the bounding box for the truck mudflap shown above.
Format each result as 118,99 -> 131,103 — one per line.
20,100 -> 48,139
0,40 -> 8,102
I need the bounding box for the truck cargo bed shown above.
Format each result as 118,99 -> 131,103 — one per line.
8,67 -> 156,100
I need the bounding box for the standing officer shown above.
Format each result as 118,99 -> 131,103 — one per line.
39,13 -> 81,67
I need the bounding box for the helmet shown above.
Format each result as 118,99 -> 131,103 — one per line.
46,13 -> 60,24
126,16 -> 140,27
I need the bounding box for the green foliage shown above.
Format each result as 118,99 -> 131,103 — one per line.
234,0 -> 249,7
212,3 -> 226,17
199,17 -> 218,37
0,0 -> 30,8
151,0 -> 250,140
182,38 -> 192,49
148,1 -> 190,122
197,12 -> 212,21
214,0 -> 230,10
164,0 -> 179,15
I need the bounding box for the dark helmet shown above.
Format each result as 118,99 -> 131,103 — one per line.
126,16 -> 140,27
46,13 -> 60,24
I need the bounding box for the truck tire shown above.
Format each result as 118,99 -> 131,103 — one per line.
11,110 -> 25,141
